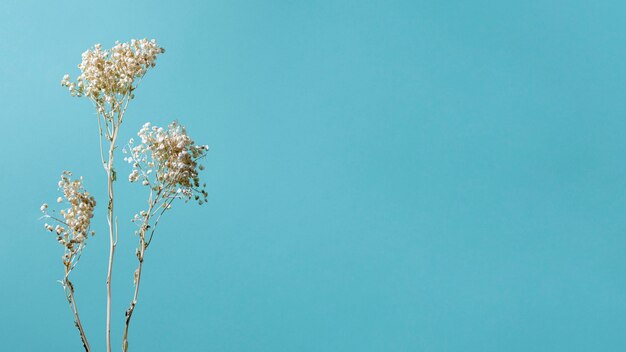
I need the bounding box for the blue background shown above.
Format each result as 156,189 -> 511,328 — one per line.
1,0 -> 626,351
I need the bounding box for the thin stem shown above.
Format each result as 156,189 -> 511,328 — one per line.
103,93 -> 130,352
122,191 -> 159,352
97,114 -> 107,168
64,273 -> 91,352
105,122 -> 118,352
121,238 -> 143,352
45,214 -> 69,226
100,94 -> 134,351
146,197 -> 174,247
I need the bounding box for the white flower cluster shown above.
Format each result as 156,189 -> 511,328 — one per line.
124,122 -> 209,205
41,171 -> 96,260
61,39 -> 165,119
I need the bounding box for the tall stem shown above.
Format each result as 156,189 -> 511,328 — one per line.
97,95 -> 128,352
106,123 -> 119,352
64,276 -> 91,352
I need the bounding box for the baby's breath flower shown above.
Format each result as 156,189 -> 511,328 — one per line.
61,39 -> 165,120
40,171 -> 96,263
129,169 -> 139,182
127,121 -> 208,205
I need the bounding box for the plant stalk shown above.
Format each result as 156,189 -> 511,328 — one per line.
122,195 -> 157,352
122,237 -> 144,352
105,123 -> 119,352
64,276 -> 91,352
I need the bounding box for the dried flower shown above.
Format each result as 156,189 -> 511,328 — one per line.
129,169 -> 139,182
40,171 -> 96,262
61,39 -> 165,120
40,172 -> 96,350
126,121 -> 208,207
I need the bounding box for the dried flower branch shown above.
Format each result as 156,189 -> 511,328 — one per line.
40,171 -> 96,352
121,122 -> 208,351
47,38 -> 208,351
60,39 -> 165,352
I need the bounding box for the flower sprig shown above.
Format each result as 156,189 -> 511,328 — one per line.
40,171 -> 96,351
59,40 -> 165,352
61,39 -> 165,121
46,38 -> 209,352
125,121 -> 209,208
121,121 -> 208,351
41,171 -> 96,269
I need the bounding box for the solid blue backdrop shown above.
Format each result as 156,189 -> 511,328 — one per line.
1,0 -> 626,351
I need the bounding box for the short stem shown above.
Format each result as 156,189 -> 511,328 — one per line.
122,242 -> 144,352
122,191 -> 160,352
64,277 -> 91,352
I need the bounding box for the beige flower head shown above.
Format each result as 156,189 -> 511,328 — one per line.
61,39 -> 165,120
41,171 -> 96,263
125,122 -> 209,205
